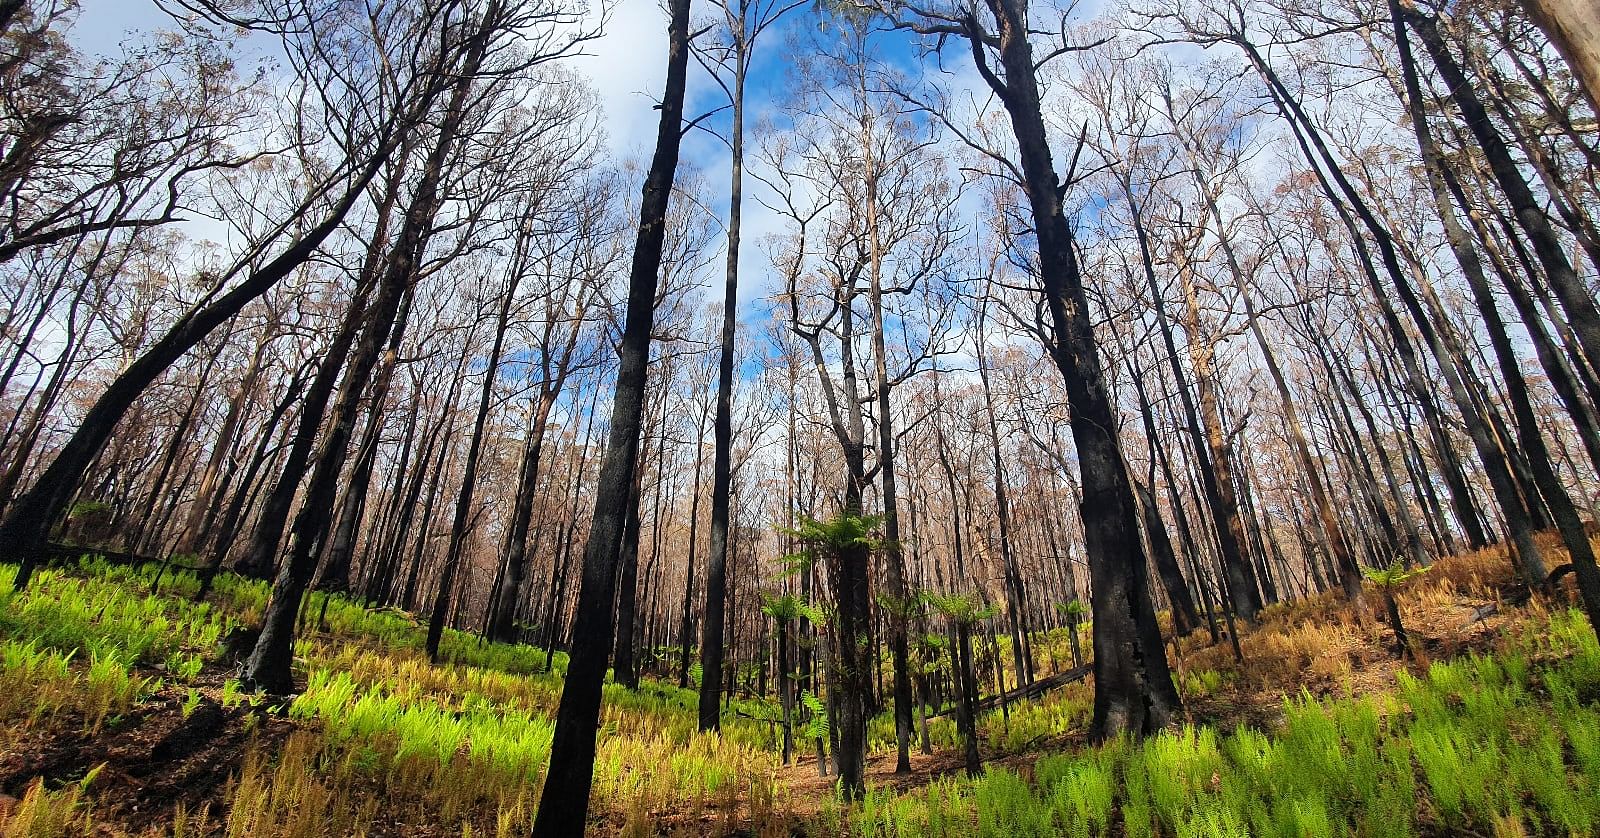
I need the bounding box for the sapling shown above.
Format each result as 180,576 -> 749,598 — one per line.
1362,560 -> 1430,659
760,591 -> 823,765
926,591 -> 1000,776
1056,599 -> 1089,669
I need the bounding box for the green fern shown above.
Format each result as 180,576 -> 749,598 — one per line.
1055,599 -> 1089,622
925,591 -> 1000,627
1362,559 -> 1430,588
761,592 -> 825,626
800,690 -> 829,742
781,513 -> 884,568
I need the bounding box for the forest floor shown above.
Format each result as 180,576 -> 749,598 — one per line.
766,538 -> 1547,824
0,537 -> 1596,836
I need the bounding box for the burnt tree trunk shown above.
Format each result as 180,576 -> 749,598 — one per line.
531,0 -> 690,829
0,143 -> 396,590
972,0 -> 1180,739
426,269 -> 519,662
242,13 -> 491,692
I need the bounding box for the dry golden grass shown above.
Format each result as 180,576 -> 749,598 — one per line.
1171,538 -> 1588,732
5,537 -> 1597,837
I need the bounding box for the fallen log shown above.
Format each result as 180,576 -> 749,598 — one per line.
37,541 -> 204,575
926,664 -> 1091,719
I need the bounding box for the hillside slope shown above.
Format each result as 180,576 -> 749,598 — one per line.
0,542 -> 1597,836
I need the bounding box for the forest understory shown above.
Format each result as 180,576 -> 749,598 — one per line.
2,535 -> 1598,837
4,0 -> 1600,835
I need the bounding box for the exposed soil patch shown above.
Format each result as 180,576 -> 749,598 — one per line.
775,747 -> 971,813
0,674 -> 296,832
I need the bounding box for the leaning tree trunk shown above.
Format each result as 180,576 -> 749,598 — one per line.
974,0 -> 1181,739
1126,194 -> 1262,623
173,337 -> 267,558
1104,319 -> 1214,642
231,149 -> 411,582
193,370 -> 307,601
1246,36 -> 1549,585
530,0 -> 690,830
1398,11 -> 1600,504
0,144 -> 395,590
1245,38 -> 1493,555
1175,244 -> 1266,620
319,292 -> 413,601
1392,5 -> 1600,630
242,17 -> 488,692
1133,479 -> 1201,636
488,387 -> 556,641
1522,0 -> 1600,115
1198,164 -> 1375,590
426,269 -> 519,662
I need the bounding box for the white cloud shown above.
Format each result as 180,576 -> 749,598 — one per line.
579,0 -> 676,161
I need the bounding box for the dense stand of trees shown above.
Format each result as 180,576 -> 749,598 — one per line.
2,0 -> 1598,825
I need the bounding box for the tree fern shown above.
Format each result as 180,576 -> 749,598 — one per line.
925,591 -> 1000,627
761,591 -> 825,626
800,690 -> 829,742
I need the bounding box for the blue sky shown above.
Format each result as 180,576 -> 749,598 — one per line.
65,0 -> 975,320
67,0 -> 799,309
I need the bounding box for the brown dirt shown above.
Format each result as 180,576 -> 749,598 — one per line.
778,748 -> 970,808
710,543 -> 1596,833
0,673 -> 296,832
